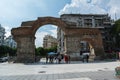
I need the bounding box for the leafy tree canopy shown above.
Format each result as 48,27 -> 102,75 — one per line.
112,19 -> 120,34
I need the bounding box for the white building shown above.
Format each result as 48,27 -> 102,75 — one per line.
4,35 -> 17,48
0,24 -> 17,48
57,28 -> 65,54
0,24 -> 5,46
43,35 -> 57,49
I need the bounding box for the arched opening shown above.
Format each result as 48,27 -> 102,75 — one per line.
31,17 -> 67,35
79,41 -> 95,62
80,41 -> 90,53
35,24 -> 58,62
35,25 -> 57,47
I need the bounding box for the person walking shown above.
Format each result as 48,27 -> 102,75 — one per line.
68,55 -> 71,64
86,54 -> 89,63
46,55 -> 49,64
64,54 -> 69,63
57,54 -> 62,64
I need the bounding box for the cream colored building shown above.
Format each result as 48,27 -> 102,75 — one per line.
43,35 -> 57,49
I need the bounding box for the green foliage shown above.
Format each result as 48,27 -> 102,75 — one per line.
36,47 -> 47,57
0,45 -> 16,57
104,53 -> 117,59
35,46 -> 57,57
111,19 -> 120,48
114,19 -> 120,32
111,19 -> 120,34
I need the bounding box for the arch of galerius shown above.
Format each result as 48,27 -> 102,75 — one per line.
11,16 -> 104,63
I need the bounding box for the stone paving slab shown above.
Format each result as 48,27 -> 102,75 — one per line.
0,71 -> 119,80
57,78 -> 91,80
0,61 -> 120,80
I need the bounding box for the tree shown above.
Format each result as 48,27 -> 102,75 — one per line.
112,19 -> 120,34
35,46 -> 57,57
0,45 -> 16,57
111,19 -> 120,48
36,47 -> 47,57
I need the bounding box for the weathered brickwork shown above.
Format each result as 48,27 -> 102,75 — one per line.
11,17 -> 104,63
64,28 -> 104,60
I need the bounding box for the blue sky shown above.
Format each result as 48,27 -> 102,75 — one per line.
0,0 -> 120,47
0,0 -> 70,27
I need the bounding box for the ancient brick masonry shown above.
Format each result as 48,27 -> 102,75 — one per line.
11,17 -> 104,63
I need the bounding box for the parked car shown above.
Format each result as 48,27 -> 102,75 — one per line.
0,57 -> 8,62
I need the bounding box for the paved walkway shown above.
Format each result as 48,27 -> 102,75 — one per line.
0,60 -> 120,80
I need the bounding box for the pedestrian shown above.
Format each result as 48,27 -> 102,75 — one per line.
86,54 -> 89,63
80,51 -> 83,55
82,54 -> 85,63
57,54 -> 62,64
64,54 -> 69,63
46,55 -> 49,64
49,55 -> 54,63
68,55 -> 71,64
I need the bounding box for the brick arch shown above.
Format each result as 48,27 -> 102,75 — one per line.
65,28 -> 104,61
11,16 -> 105,63
31,17 -> 67,35
11,17 -> 68,63
79,39 -> 95,61
80,38 -> 105,61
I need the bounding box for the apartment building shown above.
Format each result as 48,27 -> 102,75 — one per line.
43,35 -> 57,49
58,14 -> 114,54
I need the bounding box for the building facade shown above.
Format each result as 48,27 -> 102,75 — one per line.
4,35 -> 17,48
12,15 -> 108,63
58,14 -> 114,58
43,35 -> 57,49
0,24 -> 5,46
0,24 -> 17,48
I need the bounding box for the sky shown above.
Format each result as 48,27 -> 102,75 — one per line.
0,0 -> 120,47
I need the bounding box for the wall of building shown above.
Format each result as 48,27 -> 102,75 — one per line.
0,24 -> 17,48
4,35 -> 17,48
0,24 -> 5,46
43,35 -> 57,49
58,14 -> 114,56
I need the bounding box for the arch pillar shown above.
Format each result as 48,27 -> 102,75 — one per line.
15,36 -> 35,63
11,27 -> 35,63
11,17 -> 67,63
63,28 -> 105,61
89,32 -> 105,61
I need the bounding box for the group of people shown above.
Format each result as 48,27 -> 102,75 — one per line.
46,53 -> 70,64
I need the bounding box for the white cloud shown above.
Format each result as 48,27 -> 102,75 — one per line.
59,0 -> 120,20
35,31 -> 48,47
108,0 -> 120,20
59,0 -> 107,14
50,25 -> 57,38
4,26 -> 12,38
